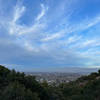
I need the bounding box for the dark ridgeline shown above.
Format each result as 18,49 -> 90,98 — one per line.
0,65 -> 100,100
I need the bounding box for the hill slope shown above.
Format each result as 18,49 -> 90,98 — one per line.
0,65 -> 100,100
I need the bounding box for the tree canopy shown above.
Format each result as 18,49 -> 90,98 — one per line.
0,65 -> 100,100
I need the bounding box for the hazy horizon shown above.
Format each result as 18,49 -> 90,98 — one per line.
2,64 -> 99,73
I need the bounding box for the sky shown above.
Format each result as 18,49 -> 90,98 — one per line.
0,0 -> 100,71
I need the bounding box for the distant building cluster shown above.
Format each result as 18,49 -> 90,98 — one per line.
26,72 -> 82,85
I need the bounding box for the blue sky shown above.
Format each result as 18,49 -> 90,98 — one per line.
0,0 -> 100,71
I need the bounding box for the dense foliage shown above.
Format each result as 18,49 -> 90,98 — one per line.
0,65 -> 100,100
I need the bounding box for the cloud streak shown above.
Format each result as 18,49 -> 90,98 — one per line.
35,4 -> 47,21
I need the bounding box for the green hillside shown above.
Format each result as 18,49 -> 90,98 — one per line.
0,65 -> 100,100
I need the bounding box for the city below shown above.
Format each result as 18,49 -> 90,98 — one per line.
25,68 -> 98,85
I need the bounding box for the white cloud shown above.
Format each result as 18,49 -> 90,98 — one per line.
17,22 -> 46,35
24,41 -> 39,52
13,5 -> 26,23
8,3 -> 46,36
35,4 -> 48,21
40,14 -> 100,43
73,15 -> 100,32
80,39 -> 100,48
41,32 -> 63,42
85,16 -> 100,29
66,35 -> 82,44
81,40 -> 97,48
9,4 -> 26,35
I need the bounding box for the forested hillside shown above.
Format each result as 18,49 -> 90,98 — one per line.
0,65 -> 100,100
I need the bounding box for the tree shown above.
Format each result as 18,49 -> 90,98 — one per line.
0,82 -> 40,100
